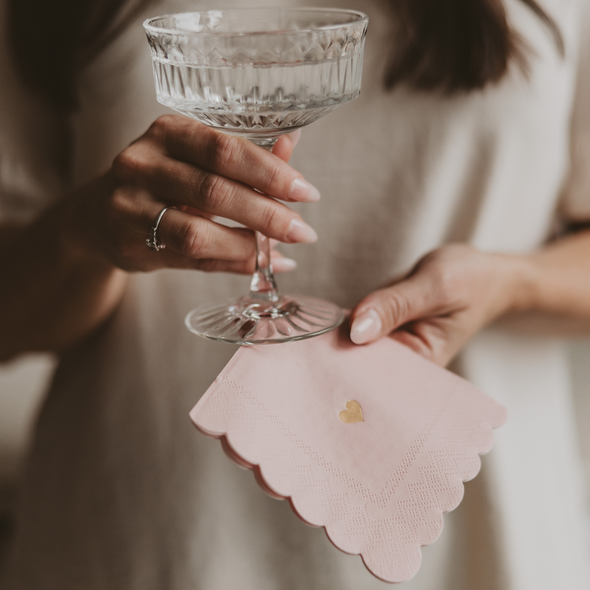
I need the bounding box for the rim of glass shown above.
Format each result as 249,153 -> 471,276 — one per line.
143,7 -> 368,38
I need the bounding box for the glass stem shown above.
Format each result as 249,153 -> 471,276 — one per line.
248,137 -> 280,302
250,231 -> 279,301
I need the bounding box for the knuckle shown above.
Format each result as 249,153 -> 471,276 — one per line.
112,147 -> 146,179
147,115 -> 176,140
210,132 -> 240,169
181,219 -> 208,258
430,264 -> 463,307
263,160 -> 284,194
430,266 -> 456,304
185,168 -> 206,199
111,151 -> 129,179
199,173 -> 232,210
383,290 -> 410,325
258,204 -> 281,236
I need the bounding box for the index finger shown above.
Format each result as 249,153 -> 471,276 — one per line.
149,116 -> 319,203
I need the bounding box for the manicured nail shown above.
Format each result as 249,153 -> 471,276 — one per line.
286,219 -> 318,243
272,257 -> 297,272
289,178 -> 321,202
350,309 -> 382,344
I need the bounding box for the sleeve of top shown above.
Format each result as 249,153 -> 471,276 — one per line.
0,9 -> 68,226
559,0 -> 590,221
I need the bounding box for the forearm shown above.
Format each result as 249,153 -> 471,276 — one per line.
0,199 -> 127,360
500,228 -> 590,334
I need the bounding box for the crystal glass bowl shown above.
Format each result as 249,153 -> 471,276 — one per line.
144,9 -> 367,142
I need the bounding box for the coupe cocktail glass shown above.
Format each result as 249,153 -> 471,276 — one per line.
144,8 -> 368,344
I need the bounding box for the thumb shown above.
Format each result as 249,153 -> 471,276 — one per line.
272,129 -> 301,162
350,273 -> 440,345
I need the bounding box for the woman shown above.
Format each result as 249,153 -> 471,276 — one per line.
1,0 -> 589,588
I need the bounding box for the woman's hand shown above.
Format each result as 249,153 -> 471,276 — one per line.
349,244 -> 534,366
63,115 -> 318,274
0,117 -> 319,359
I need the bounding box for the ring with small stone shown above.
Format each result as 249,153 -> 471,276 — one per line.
146,206 -> 176,252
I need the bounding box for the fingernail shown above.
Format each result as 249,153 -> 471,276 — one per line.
289,178 -> 321,202
350,309 -> 382,344
286,219 -> 318,243
272,257 -> 297,271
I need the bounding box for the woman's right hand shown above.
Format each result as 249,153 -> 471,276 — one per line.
63,115 -> 319,274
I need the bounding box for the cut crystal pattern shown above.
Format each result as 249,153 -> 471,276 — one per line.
145,10 -> 367,136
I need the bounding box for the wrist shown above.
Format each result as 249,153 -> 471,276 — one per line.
494,252 -> 539,314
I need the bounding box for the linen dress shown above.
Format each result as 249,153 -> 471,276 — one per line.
2,0 -> 590,588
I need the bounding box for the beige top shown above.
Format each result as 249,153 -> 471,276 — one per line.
3,0 -> 590,588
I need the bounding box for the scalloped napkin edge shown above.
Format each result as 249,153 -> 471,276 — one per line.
190,325 -> 507,583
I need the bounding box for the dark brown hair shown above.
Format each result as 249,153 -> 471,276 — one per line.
7,0 -> 154,111
8,0 -> 563,110
386,0 -> 563,92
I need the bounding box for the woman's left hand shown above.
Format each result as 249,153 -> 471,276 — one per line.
349,244 -> 533,366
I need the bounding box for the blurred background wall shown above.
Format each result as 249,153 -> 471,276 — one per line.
0,344 -> 588,578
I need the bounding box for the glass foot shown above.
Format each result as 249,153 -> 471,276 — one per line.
185,294 -> 344,344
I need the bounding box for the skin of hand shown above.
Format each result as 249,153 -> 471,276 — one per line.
349,243 -> 536,367
0,118 -> 312,359
63,116 -> 316,274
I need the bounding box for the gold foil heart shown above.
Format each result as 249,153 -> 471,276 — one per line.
339,400 -> 364,424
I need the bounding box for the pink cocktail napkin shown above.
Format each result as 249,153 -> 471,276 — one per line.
190,325 -> 507,583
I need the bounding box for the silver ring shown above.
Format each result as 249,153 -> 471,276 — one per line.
146,206 -> 176,252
